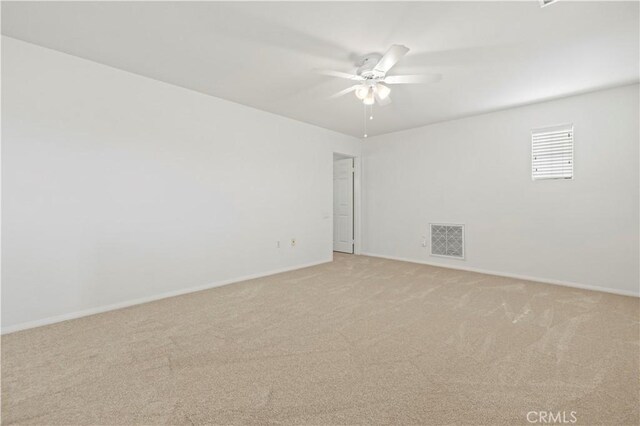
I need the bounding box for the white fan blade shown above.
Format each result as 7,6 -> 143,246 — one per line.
373,44 -> 410,74
374,92 -> 392,106
329,85 -> 361,99
384,74 -> 442,84
318,70 -> 363,81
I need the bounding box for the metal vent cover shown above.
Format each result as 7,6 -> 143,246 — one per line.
430,224 -> 465,259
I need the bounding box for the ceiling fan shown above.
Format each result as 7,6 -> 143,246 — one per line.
322,44 -> 442,106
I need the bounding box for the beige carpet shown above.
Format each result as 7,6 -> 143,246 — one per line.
2,254 -> 638,425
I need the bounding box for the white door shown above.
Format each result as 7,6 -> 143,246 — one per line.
333,158 -> 354,253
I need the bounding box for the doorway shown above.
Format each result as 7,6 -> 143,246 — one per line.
333,155 -> 355,253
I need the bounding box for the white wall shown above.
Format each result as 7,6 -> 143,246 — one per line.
1,37 -> 361,331
3,37 -> 637,334
362,84 -> 639,296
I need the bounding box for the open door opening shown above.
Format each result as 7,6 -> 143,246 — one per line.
333,156 -> 354,254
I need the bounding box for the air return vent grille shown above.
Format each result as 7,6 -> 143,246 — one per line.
430,224 -> 465,259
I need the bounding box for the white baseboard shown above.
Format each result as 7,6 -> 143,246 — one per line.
360,252 -> 639,298
1,258 -> 332,335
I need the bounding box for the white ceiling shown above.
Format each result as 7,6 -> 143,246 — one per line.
2,1 -> 638,137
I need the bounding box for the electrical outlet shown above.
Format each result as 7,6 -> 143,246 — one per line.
421,236 -> 428,248
291,238 -> 296,247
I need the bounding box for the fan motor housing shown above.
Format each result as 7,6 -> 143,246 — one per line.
357,53 -> 385,79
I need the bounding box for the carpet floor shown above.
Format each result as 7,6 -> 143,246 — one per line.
2,254 -> 638,425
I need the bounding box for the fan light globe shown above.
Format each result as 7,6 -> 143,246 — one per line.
363,91 -> 375,105
376,84 -> 391,100
355,86 -> 369,100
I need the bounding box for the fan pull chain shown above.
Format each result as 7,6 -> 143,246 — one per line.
363,103 -> 368,138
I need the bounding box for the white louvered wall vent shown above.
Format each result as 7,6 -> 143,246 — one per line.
430,224 -> 465,259
532,124 -> 573,180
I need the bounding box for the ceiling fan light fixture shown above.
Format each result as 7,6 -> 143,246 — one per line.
363,91 -> 375,105
355,86 -> 369,100
375,84 -> 391,100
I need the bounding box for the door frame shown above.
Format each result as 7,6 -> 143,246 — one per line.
333,152 -> 361,255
